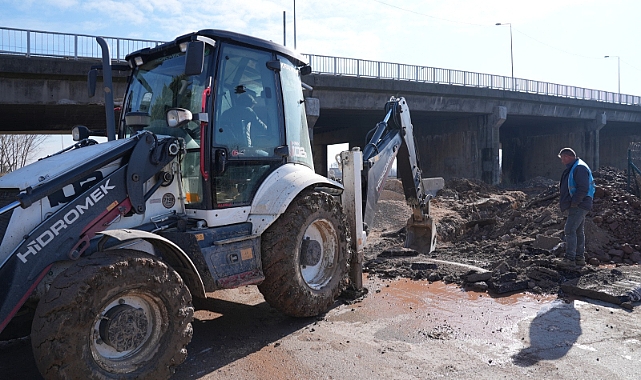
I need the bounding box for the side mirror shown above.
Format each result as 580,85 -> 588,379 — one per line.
300,65 -> 312,76
184,41 -> 205,76
166,108 -> 193,128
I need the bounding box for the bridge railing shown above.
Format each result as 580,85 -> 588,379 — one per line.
1,27 -> 639,106
0,27 -> 162,61
303,53 -> 641,106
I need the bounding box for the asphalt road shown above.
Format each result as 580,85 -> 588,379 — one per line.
2,276 -> 640,379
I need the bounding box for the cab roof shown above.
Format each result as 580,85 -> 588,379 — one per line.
126,29 -> 308,67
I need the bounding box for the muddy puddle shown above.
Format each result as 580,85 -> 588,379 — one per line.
331,277 -> 558,349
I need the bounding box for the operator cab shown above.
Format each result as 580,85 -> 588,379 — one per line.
120,30 -> 314,223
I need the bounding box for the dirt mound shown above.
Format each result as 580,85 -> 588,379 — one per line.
363,168 -> 641,297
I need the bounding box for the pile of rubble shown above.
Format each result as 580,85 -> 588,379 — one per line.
363,167 -> 641,300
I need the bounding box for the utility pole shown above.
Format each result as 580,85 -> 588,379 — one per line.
604,55 -> 621,98
496,23 -> 514,91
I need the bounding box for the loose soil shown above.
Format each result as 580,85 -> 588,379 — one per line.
362,167 -> 641,303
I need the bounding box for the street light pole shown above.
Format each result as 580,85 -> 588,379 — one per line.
293,0 -> 297,50
604,55 -> 621,97
496,23 -> 514,91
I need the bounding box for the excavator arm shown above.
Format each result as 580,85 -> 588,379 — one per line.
340,97 -> 443,289
361,97 -> 443,253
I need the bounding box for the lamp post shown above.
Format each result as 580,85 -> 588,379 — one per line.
496,22 -> 514,91
604,55 -> 621,98
293,0 -> 297,50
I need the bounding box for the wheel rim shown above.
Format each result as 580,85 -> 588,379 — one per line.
300,218 -> 338,290
90,292 -> 165,372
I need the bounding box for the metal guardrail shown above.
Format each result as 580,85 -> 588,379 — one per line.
1,26 -> 639,106
303,53 -> 641,106
0,26 -> 162,61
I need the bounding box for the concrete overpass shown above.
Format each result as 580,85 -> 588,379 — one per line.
303,73 -> 641,184
2,28 -> 641,184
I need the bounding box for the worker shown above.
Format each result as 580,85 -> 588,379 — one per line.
557,147 -> 595,268
219,93 -> 268,150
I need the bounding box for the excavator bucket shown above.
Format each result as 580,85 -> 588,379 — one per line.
403,177 -> 443,253
404,214 -> 437,253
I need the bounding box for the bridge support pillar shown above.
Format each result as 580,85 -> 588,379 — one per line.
480,106 -> 507,185
586,113 -> 606,170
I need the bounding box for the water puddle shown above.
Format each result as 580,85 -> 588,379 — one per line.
332,277 -> 558,347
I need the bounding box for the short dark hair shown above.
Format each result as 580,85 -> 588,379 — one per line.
558,148 -> 576,158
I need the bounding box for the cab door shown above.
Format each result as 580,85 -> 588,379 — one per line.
211,44 -> 284,208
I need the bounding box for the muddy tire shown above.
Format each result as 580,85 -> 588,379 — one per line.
31,250 -> 193,380
258,190 -> 350,317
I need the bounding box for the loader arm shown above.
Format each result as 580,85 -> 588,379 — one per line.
0,132 -> 180,333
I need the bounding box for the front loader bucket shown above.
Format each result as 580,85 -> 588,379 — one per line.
404,215 -> 437,253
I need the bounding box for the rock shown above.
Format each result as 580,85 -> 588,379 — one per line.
611,269 -> 624,276
609,249 -> 625,258
536,279 -> 559,289
629,252 -> 641,263
594,186 -> 606,198
552,245 -> 565,258
494,261 -> 510,274
589,258 -> 601,266
621,301 -> 634,310
593,215 -> 603,225
496,272 -> 518,282
466,271 -> 492,283
500,234 -> 512,242
621,244 -> 635,254
488,279 -> 529,294
551,230 -> 564,238
534,210 -> 552,223
411,262 -> 438,270
533,234 -> 562,250
592,250 -> 611,262
379,248 -> 419,257
427,272 -> 441,282
467,282 -> 488,292
526,266 -> 561,282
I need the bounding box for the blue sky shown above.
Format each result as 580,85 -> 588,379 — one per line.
1,0 -> 640,157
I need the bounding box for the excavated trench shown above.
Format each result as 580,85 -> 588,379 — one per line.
362,167 -> 641,308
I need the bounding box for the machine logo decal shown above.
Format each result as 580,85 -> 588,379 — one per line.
16,179 -> 116,264
162,193 -> 176,209
290,141 -> 307,158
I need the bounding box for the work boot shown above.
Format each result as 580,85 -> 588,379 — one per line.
555,258 -> 576,269
575,258 -> 586,266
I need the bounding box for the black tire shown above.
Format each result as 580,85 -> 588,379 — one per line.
31,250 -> 193,380
258,190 -> 351,317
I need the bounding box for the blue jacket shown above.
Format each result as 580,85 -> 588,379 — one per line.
559,158 -> 594,211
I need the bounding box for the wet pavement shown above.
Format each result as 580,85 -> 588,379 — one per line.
175,276 -> 641,379
2,276 -> 640,379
